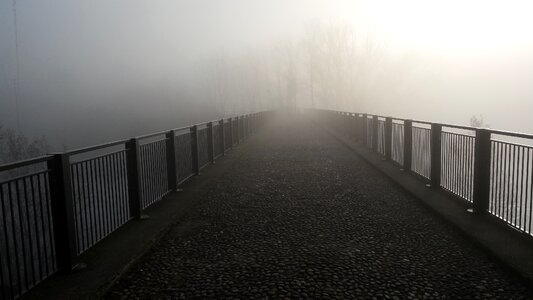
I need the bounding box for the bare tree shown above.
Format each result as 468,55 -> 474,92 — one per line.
470,114 -> 489,128
197,21 -> 405,115
302,21 -> 322,108
0,124 -> 49,164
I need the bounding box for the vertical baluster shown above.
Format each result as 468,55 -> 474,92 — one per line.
100,157 -> 111,237
36,174 -> 49,276
120,152 -> 130,221
72,164 -> 83,252
528,148 -> 533,233
512,145 -> 517,224
520,147 -> 529,231
104,156 -> 114,234
94,159 -> 104,240
0,183 -> 15,299
29,175 -> 43,280
82,161 -> 93,252
109,154 -> 119,230
497,143 -> 504,216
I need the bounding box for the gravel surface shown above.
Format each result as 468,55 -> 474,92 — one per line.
106,116 -> 532,299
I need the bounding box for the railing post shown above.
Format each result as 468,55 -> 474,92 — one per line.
241,115 -> 245,139
235,117 -> 240,144
190,125 -> 200,175
166,130 -> 177,191
47,153 -> 79,272
244,115 -> 248,138
338,112 -> 342,131
241,116 -> 245,139
372,115 -> 379,152
247,115 -> 251,136
403,120 -> 413,171
473,128 -> 492,213
430,124 -> 442,187
252,113 -> 257,133
126,138 -> 143,220
228,117 -> 234,148
244,115 -> 249,138
345,113 -> 351,136
353,114 -> 359,140
341,112 -> 345,134
207,122 -> 215,164
354,113 -> 358,140
342,112 -> 346,134
252,114 -> 255,133
349,114 -> 354,137
219,119 -> 225,155
362,114 -> 368,147
344,113 -> 349,135
385,117 -> 393,160
249,114 -> 253,134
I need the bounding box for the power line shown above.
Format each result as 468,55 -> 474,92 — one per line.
12,0 -> 21,131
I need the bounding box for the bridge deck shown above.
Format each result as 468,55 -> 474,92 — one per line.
107,115 -> 531,299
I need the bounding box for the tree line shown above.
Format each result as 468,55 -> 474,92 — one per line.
198,21 -> 420,116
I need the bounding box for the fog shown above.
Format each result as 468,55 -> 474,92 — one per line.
1,0 -> 533,152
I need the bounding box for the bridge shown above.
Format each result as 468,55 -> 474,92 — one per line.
1,110 -> 533,299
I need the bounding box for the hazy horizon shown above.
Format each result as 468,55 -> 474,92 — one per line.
1,0 -> 533,150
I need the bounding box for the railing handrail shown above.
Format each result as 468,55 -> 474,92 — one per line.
4,113 -> 264,162
0,155 -> 54,171
322,108 -> 532,138
489,128 -> 533,140
138,114 -> 256,142
67,139 -> 129,156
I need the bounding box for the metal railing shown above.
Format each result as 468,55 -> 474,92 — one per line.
0,111 -> 272,300
317,109 -> 533,239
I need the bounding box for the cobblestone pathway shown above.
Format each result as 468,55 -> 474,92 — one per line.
107,116 -> 532,299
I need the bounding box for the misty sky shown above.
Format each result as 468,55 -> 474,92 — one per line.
1,0 -> 533,149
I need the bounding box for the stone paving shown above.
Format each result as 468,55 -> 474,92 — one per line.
106,115 -> 532,299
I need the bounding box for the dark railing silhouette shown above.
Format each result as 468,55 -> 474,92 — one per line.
0,111 -> 271,300
3,108 -> 532,299
316,109 -> 533,238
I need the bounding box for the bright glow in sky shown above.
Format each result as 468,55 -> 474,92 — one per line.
332,0 -> 533,52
